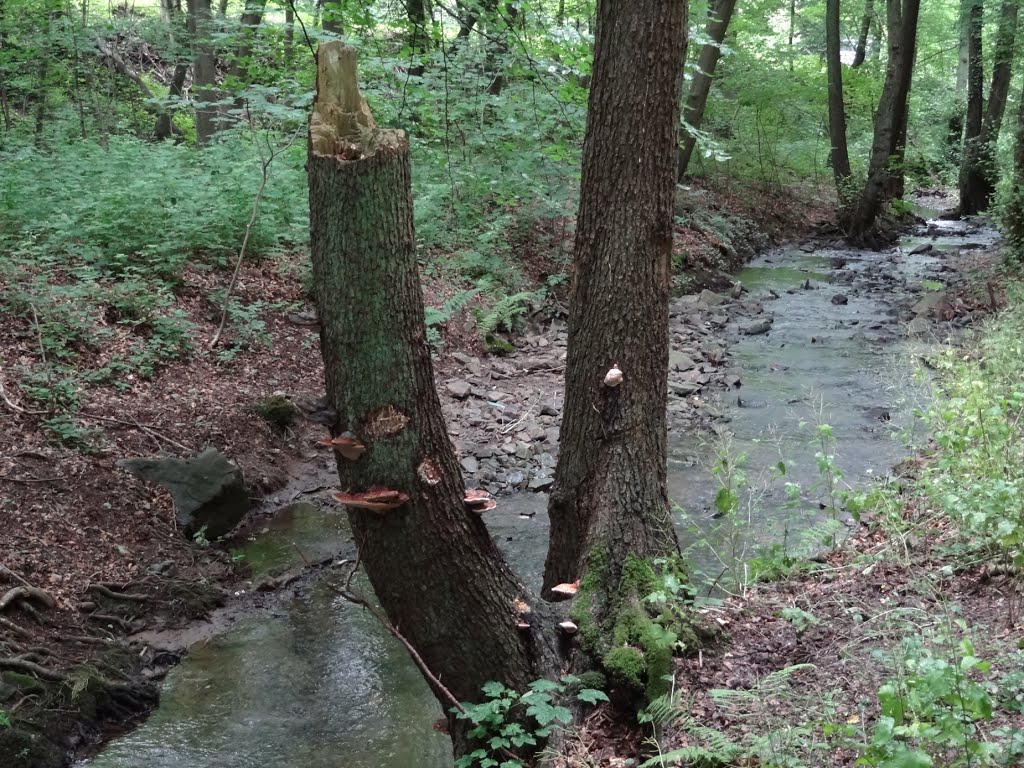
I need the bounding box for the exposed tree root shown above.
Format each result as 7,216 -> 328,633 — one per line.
0,586 -> 56,612
0,657 -> 66,682
0,615 -> 32,638
86,584 -> 149,603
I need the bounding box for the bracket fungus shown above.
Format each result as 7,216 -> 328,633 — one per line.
320,432 -> 366,461
604,363 -> 623,388
463,488 -> 497,513
558,620 -> 579,635
332,487 -> 409,513
549,581 -> 580,600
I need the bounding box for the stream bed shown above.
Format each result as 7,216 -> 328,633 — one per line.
80,217 -> 994,768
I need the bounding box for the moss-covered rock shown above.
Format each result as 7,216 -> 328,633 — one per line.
0,727 -> 62,768
255,394 -> 299,428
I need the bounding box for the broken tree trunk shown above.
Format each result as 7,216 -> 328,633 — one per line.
308,40 -> 558,739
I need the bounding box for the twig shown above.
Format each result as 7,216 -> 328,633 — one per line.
292,545 -> 465,714
77,412 -> 194,453
0,565 -> 32,588
500,396 -> 539,435
209,120 -> 303,349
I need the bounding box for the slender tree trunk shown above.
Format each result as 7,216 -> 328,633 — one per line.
406,0 -> 428,76
155,63 -> 188,140
852,0 -> 874,67
1004,79 -> 1024,249
788,0 -> 796,71
322,0 -> 342,33
308,41 -> 558,748
947,13 -> 970,166
976,0 -> 1019,209
959,0 -> 985,216
826,0 -> 853,203
677,0 -> 737,180
846,0 -> 921,240
187,0 -> 219,145
226,0 -> 269,108
218,0 -> 228,15
544,0 -> 687,696
284,6 -> 294,64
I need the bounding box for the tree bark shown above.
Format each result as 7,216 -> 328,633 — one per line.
1004,79 -> 1024,248
308,40 -> 558,743
322,0 -> 342,33
226,0 -> 269,108
406,0 -> 428,76
545,0 -> 685,621
678,0 -> 737,180
959,0 -> 985,216
187,0 -> 220,145
852,0 -> 874,68
826,0 -> 853,203
976,0 -> 1019,209
155,0 -> 187,140
846,0 -> 921,241
284,6 -> 294,64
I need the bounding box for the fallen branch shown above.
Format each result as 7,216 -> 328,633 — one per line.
78,411 -> 194,453
0,586 -> 56,612
0,564 -> 33,588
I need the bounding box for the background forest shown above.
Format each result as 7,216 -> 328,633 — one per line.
3,2 -> 1024,768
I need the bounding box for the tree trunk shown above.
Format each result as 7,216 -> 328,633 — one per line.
826,0 -> 853,203
852,0 -> 874,68
322,0 -> 342,33
187,0 -> 220,145
406,0 -> 428,76
959,0 -> 985,216
678,0 -> 737,180
226,0 -> 269,108
976,0 -> 1019,209
544,0 -> 687,696
308,40 -> 558,746
846,0 -> 921,241
154,63 -> 188,140
788,0 -> 796,71
1004,80 -> 1024,248
284,6 -> 294,64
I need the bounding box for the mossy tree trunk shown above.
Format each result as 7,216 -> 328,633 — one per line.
976,0 -> 1019,210
186,0 -> 219,146
826,0 -> 853,206
958,0 -> 985,216
846,0 -> 921,241
677,0 -> 737,180
543,0 -> 687,694
1004,80 -> 1024,250
308,41 -> 558,742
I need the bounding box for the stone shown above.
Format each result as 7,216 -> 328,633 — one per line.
515,441 -> 533,460
528,475 -> 554,491
507,470 -> 525,488
669,351 -> 696,372
447,380 -> 473,399
460,455 -> 480,474
451,352 -> 475,365
739,318 -> 773,335
696,289 -> 729,308
831,294 -> 849,306
911,292 -> 947,317
119,448 -> 248,540
540,402 -> 561,417
906,316 -> 932,336
670,381 -> 701,396
538,452 -> 557,468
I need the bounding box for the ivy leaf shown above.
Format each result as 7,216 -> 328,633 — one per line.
576,688 -> 610,705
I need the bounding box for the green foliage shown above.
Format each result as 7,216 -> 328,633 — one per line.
453,676 -> 608,768
254,394 -> 299,429
920,286 -> 1024,567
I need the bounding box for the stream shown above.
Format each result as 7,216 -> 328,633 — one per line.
79,215 -> 995,768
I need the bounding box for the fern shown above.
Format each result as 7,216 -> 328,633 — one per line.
476,291 -> 538,335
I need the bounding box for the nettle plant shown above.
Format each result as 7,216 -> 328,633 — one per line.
454,676 -> 608,768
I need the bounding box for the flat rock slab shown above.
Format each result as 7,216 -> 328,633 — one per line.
119,448 -> 248,540
739,318 -> 773,336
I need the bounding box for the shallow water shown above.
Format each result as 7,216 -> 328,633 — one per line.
81,219 -> 992,768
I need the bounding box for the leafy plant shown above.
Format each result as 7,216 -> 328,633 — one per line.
453,676 -> 609,768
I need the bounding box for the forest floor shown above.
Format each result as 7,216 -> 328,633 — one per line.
4,178 -> 1008,768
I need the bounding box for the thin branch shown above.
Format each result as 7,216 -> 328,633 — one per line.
77,412 -> 194,453
0,369 -> 45,416
209,119 -> 302,349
